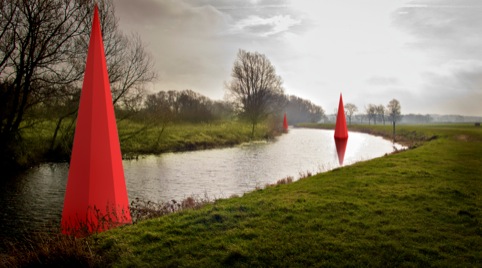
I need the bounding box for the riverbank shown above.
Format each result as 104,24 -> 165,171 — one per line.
3,124 -> 481,266
297,122 -> 438,148
9,120 -> 276,170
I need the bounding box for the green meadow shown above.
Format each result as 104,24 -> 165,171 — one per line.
4,124 -> 480,267
86,124 -> 481,267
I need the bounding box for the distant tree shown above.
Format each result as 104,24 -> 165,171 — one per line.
354,114 -> 365,124
285,95 -> 325,124
365,104 -> 377,125
145,91 -> 177,120
144,90 -> 235,123
209,101 -> 235,120
309,106 -> 325,123
226,49 -> 285,137
344,103 -> 358,125
402,114 -> 432,124
387,99 -> 402,141
376,104 -> 386,125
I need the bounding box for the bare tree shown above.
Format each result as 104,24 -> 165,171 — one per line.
344,103 -> 357,125
365,104 -> 377,125
387,99 -> 402,141
0,0 -> 90,165
49,1 -> 156,156
0,0 -> 156,167
376,104 -> 386,125
226,49 -> 285,137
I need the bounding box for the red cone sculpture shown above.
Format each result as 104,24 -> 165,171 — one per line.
334,93 -> 348,165
283,113 -> 289,132
61,5 -> 131,236
334,93 -> 348,139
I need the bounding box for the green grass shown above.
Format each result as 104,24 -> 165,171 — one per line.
118,120 -> 272,157
86,124 -> 481,267
15,120 -> 273,167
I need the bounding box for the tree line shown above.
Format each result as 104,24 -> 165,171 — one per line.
341,100 -> 402,127
141,88 -> 324,131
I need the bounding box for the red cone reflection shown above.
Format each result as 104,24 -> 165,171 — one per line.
334,138 -> 348,165
334,93 -> 348,165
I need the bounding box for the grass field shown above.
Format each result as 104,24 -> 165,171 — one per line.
83,123 -> 480,267
4,124 -> 481,266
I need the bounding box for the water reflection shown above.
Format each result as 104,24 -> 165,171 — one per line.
334,138 -> 348,165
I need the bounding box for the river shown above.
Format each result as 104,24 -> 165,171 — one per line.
0,128 -> 402,240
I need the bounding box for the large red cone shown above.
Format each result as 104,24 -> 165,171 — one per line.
283,113 -> 288,132
334,93 -> 348,139
61,5 -> 131,236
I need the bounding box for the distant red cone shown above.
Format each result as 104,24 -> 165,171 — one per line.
283,113 -> 289,132
61,5 -> 131,236
334,93 -> 348,139
334,93 -> 348,165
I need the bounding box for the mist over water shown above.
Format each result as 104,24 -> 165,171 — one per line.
0,128 -> 402,239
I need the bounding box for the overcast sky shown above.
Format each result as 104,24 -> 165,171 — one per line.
114,0 -> 482,116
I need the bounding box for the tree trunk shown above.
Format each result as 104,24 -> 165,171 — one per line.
392,121 -> 396,142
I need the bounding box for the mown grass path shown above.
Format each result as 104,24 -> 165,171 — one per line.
93,124 -> 481,267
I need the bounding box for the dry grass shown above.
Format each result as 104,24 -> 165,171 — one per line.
1,232 -> 103,267
129,195 -> 212,224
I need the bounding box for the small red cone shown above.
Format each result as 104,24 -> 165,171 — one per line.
61,5 -> 131,236
334,93 -> 348,139
334,93 -> 348,165
283,113 -> 289,132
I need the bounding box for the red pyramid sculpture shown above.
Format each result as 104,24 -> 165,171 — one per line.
283,113 -> 289,132
61,5 -> 131,236
334,93 -> 348,165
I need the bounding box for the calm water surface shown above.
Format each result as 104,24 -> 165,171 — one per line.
0,128 -> 402,239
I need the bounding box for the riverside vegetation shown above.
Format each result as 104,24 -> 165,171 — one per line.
13,120 -> 273,168
2,124 -> 481,267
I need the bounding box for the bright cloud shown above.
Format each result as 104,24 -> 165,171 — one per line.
231,15 -> 301,37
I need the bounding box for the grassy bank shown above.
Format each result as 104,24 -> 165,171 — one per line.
85,124 -> 481,266
14,120 -> 273,167
118,120 -> 272,157
5,124 -> 481,266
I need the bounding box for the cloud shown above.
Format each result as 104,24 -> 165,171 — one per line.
116,0 -> 227,34
393,0 -> 482,60
418,60 -> 482,115
230,15 -> 301,37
